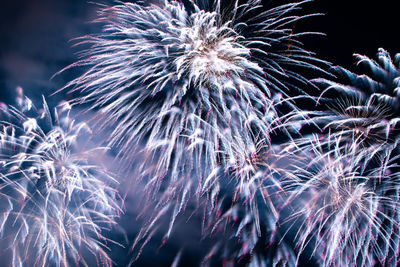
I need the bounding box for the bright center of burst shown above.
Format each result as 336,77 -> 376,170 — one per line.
193,45 -> 231,74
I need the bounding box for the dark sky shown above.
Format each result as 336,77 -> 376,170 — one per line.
0,0 -> 94,103
0,0 -> 397,103
299,0 -> 398,66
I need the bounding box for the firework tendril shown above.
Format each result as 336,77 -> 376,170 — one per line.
0,93 -> 121,267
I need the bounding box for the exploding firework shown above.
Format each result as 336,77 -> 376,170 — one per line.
58,1 -> 326,259
308,48 -> 400,155
129,139 -> 295,265
277,48 -> 400,266
59,0 -> 325,178
52,0 -> 334,264
281,135 -> 400,266
0,92 -> 121,267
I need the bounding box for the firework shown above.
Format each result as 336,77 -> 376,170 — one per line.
58,0 -> 326,177
57,1 -> 326,258
200,192 -> 296,267
281,135 -> 399,266
54,0 -> 331,264
307,48 -> 400,155
0,92 -> 121,267
278,48 -> 400,266
128,138 -> 295,265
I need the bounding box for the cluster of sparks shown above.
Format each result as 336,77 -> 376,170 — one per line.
0,93 -> 121,267
282,136 -> 399,266
1,0 -> 400,266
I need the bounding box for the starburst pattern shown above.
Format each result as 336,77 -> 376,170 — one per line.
55,2 -> 328,264
0,94 -> 121,267
57,2 -> 327,261
59,0 -> 325,178
281,136 -> 399,266
311,48 -> 400,154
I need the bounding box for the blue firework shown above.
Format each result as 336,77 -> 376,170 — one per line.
0,91 -> 121,267
310,48 -> 400,155
281,135 -> 400,266
60,0 -> 325,179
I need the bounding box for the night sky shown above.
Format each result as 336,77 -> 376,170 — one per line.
1,1 -> 397,102
0,1 -> 398,266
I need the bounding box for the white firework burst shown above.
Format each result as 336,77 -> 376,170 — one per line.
56,0 -> 327,263
311,48 -> 400,154
281,135 -> 399,266
59,0 -> 325,178
0,93 -> 121,267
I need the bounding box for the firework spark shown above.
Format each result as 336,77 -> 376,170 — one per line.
0,92 -> 121,267
59,0 -> 325,177
200,192 -> 296,267
55,0 -> 330,264
308,48 -> 400,155
281,135 -> 399,266
128,138 -> 294,265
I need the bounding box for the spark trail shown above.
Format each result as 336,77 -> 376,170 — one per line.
0,92 -> 121,267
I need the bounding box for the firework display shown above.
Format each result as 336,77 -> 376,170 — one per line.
59,0 -> 325,176
309,48 -> 400,154
1,0 -> 399,266
281,135 -> 399,266
0,92 -> 121,267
